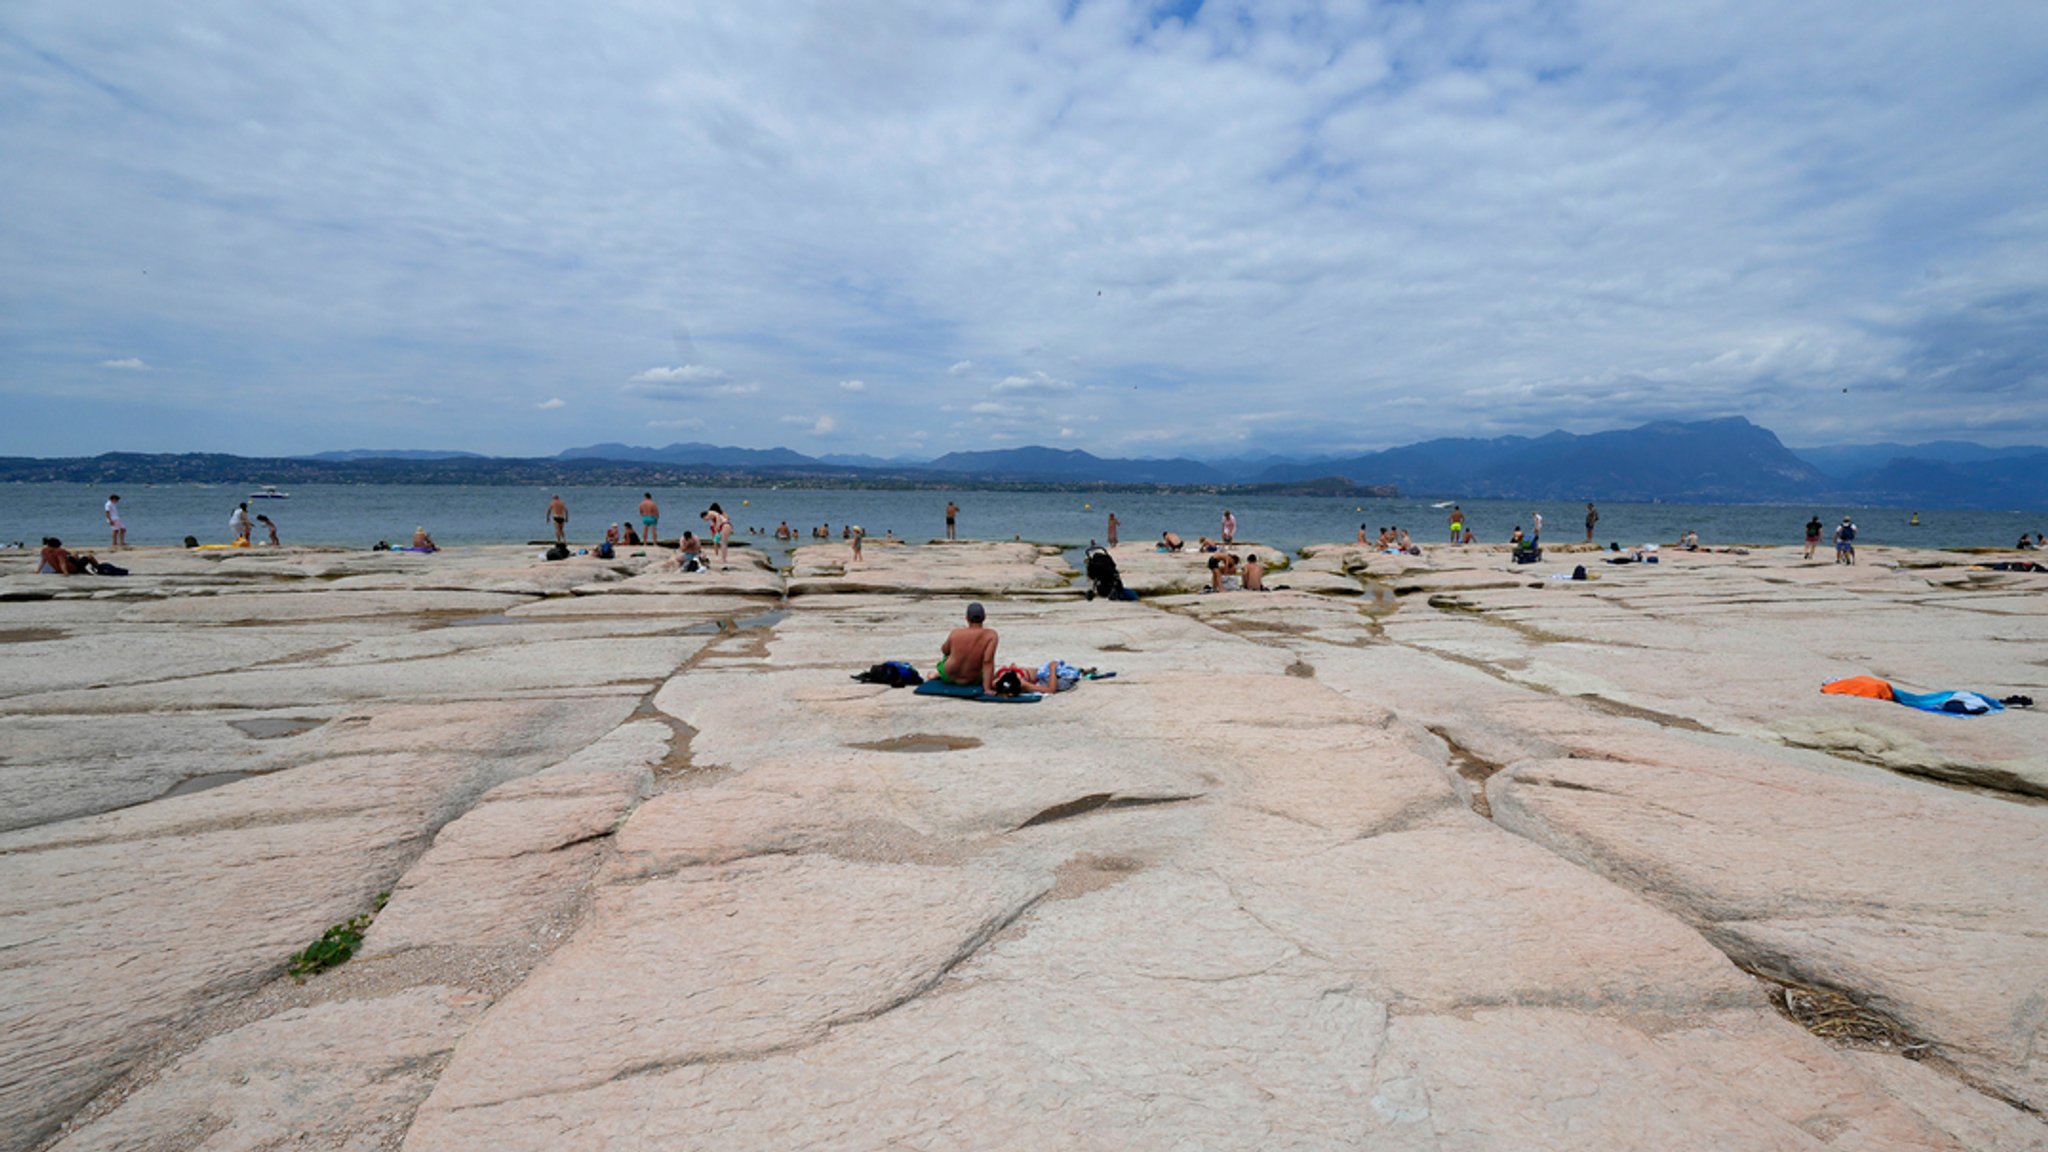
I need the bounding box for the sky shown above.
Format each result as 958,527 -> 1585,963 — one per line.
3,1 -> 2046,460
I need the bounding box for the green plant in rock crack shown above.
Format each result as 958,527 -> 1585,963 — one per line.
288,891 -> 390,979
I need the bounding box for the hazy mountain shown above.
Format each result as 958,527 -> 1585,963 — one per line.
559,442 -> 819,467
1840,453 -> 2048,512
922,446 -> 1221,484
816,453 -> 934,469
301,449 -> 488,461
1792,441 -> 2048,478
1259,417 -> 1824,502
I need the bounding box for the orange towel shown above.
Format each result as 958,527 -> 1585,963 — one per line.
1821,676 -> 1894,700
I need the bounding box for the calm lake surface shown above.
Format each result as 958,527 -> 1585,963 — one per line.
7,482 -> 2040,559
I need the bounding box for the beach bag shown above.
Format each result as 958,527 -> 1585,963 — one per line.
596,541 -> 614,559
545,543 -> 570,562
852,660 -> 924,688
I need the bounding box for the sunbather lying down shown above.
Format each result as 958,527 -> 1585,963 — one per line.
991,660 -> 1101,695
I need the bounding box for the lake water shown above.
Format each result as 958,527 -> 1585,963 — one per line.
7,482 -> 2039,560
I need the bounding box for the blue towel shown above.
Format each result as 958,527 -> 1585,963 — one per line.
912,680 -> 1042,703
1890,688 -> 2004,716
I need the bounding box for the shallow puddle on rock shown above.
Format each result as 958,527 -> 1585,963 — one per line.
229,717 -> 323,740
445,613 -> 519,627
735,608 -> 788,630
852,733 -> 984,754
159,770 -> 265,799
1360,582 -> 1400,614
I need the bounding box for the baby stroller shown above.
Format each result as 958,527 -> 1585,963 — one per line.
1084,546 -> 1136,601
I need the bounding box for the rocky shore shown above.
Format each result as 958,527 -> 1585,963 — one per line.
2,538 -> 2044,1150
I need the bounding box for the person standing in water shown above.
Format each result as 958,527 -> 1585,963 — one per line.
104,494 -> 126,549
1447,505 -> 1464,544
945,500 -> 960,541
1220,509 -> 1237,544
701,502 -> 732,567
1584,502 -> 1599,543
1106,511 -> 1120,549
546,494 -> 569,544
638,493 -> 660,544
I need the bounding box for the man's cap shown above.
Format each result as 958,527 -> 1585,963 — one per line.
966,601 -> 986,622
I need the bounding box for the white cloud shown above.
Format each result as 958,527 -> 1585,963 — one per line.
97,357 -> 146,370
991,371 -> 1076,394
947,361 -> 973,377
646,417 -> 704,429
625,373 -> 760,400
779,412 -> 838,435
838,379 -> 866,391
537,397 -> 565,410
631,364 -> 728,384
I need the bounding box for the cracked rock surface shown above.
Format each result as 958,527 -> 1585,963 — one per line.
2,541 -> 2043,1150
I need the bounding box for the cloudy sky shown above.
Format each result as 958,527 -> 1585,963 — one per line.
4,1 -> 2045,459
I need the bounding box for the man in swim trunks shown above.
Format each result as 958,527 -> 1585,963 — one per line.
1447,505 -> 1463,544
105,494 -> 126,549
1835,518 -> 1856,565
546,494 -> 568,544
1585,503 -> 1599,543
1159,531 -> 1183,551
939,602 -> 998,692
638,493 -> 660,544
945,501 -> 959,541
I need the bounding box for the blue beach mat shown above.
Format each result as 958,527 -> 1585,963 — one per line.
1890,688 -> 2005,716
913,680 -> 1042,704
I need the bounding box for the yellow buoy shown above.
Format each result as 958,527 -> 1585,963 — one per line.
1083,503 -> 1092,510
742,499 -> 750,506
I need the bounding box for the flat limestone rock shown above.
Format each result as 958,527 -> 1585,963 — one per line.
407,854 -> 1050,1123
364,721 -> 664,955
12,543 -> 2047,1150
1491,752 -> 2048,1110
0,685 -> 634,1151
49,986 -> 486,1152
787,539 -> 1072,597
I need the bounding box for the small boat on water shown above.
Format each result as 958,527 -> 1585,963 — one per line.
249,485 -> 289,500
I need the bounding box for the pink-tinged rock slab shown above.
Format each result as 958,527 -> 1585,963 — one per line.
49,987 -> 487,1152
1491,752 -> 2048,1110
408,854 -> 1049,1118
365,721 -> 665,955
786,540 -> 1073,597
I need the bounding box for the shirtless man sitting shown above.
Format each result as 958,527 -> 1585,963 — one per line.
1242,553 -> 1265,591
939,602 -> 999,692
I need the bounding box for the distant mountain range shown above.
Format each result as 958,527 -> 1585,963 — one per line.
3,419 -> 2041,508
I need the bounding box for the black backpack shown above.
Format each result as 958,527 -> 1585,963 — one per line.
545,543 -> 571,562
852,660 -> 924,688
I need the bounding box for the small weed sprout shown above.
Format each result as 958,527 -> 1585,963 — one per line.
288,891 -> 390,980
